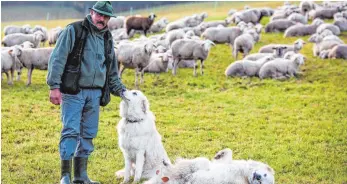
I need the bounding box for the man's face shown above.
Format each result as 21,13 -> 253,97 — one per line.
90,10 -> 110,30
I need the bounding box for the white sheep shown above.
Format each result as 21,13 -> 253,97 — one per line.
2,32 -> 44,48
201,26 -> 242,46
149,18 -> 169,33
284,18 -> 324,37
4,24 -> 32,35
116,41 -> 156,88
311,35 -> 344,56
299,1 -> 316,14
264,19 -> 297,33
333,17 -> 347,31
111,28 -> 135,41
244,46 -> 288,61
259,39 -> 306,54
316,23 -> 341,35
225,55 -> 275,77
287,12 -> 309,24
12,47 -> 54,85
328,44 -> 347,59
198,19 -> 230,32
142,50 -> 173,73
171,39 -> 215,76
259,54 -> 305,80
228,9 -> 237,16
32,25 -> 48,46
48,26 -> 63,46
166,29 -> 185,46
233,29 -> 260,59
311,7 -> 343,19
1,46 -> 22,85
107,16 -> 125,31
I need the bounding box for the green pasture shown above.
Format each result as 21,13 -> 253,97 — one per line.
1,1 -> 347,184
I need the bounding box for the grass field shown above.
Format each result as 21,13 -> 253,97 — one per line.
2,1 -> 347,184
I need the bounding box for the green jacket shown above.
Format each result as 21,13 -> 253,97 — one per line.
47,14 -> 125,96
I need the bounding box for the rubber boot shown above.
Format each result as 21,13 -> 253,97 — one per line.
73,157 -> 100,184
60,160 -> 72,184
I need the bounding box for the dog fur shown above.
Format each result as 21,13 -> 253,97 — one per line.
116,90 -> 171,184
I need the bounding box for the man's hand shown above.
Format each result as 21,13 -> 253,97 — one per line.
120,89 -> 130,101
49,89 -> 62,105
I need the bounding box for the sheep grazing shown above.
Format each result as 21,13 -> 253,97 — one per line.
316,23 -> 341,35
233,29 -> 260,59
259,54 -> 305,80
259,39 -> 306,54
2,32 -> 44,48
4,24 -> 32,35
48,27 -> 63,46
225,55 -> 274,77
328,44 -> 347,59
264,19 -> 297,33
284,18 -> 324,37
107,16 -> 125,31
125,13 -> 157,36
171,39 -> 215,76
1,46 -> 22,85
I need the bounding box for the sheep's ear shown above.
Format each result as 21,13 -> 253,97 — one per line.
161,177 -> 169,182
8,50 -> 13,54
156,170 -> 160,175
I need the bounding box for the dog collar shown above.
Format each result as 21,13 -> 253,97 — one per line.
126,118 -> 143,123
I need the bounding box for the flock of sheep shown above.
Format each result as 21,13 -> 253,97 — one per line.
1,1 -> 347,88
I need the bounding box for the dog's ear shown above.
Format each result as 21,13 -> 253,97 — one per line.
141,100 -> 147,114
161,176 -> 169,182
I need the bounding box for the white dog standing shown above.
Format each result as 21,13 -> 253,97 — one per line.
116,90 -> 171,183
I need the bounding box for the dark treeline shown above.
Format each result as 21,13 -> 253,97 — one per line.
2,1 -> 192,14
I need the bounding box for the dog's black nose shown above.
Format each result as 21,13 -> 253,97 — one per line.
132,92 -> 137,96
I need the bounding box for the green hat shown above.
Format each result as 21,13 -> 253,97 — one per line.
90,1 -> 116,17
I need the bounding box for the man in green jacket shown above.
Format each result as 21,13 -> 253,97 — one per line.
47,1 -> 126,183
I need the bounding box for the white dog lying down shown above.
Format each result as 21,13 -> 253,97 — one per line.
116,90 -> 171,183
145,148 -> 275,184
